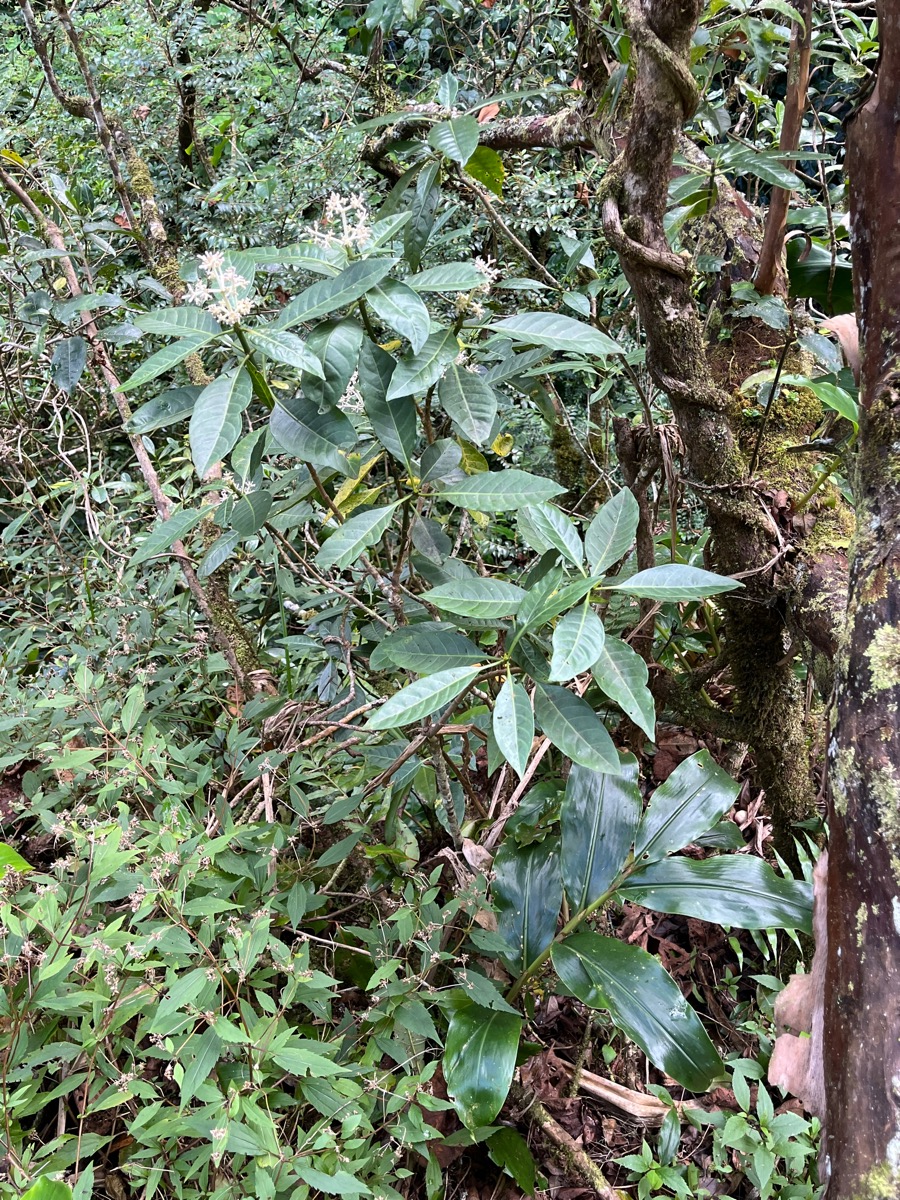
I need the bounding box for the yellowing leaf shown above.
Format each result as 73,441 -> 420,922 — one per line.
459,440 -> 488,474
492,432 -> 514,457
329,453 -> 384,521
338,484 -> 390,518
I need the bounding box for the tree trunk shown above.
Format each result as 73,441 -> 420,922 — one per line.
594,0 -> 817,846
754,0 -> 813,296
824,9 -> 900,1196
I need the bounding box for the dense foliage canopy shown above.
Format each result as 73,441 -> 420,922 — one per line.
0,2 -> 884,1199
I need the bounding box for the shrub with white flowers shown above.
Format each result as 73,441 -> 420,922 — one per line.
184,250 -> 258,324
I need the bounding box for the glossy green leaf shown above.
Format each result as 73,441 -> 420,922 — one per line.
54,292 -> 122,322
723,143 -> 802,191
231,426 -> 268,483
305,319 -> 364,409
491,312 -> 623,359
510,635 -> 550,683
585,490 -> 639,575
801,378 -> 859,427
243,327 -> 326,376
135,305 -> 221,338
273,258 -> 397,331
315,501 -> 403,569
198,530 -> 241,577
518,503 -> 583,568
365,664 -> 483,729
493,677 -> 534,779
358,340 -> 416,467
694,819 -> 746,850
269,392 -> 357,472
423,578 -> 526,618
515,571 -> 598,633
0,842 -> 32,873
190,366 -> 253,478
376,625 -> 483,673
428,115 -> 480,165
270,1045 -> 348,1076
465,145 -> 505,196
180,1027 -> 222,1105
444,999 -> 522,1129
420,438 -> 463,483
439,363 -> 498,445
492,836 -> 563,974
411,516 -> 453,563
618,855 -> 812,933
607,565 -> 742,602
561,755 -> 641,913
295,1168 -> 372,1196
248,240 -> 345,275
229,489 -> 273,536
440,470 -> 565,511
366,279 -> 430,352
386,329 -> 458,399
120,683 -> 145,735
367,211 -> 412,249
130,506 -> 207,566
405,160 -> 440,272
20,1180 -> 72,1200
50,336 -> 87,394
633,750 -> 740,866
409,262 -> 487,292
592,635 -> 656,741
120,334 -> 218,391
125,386 -> 201,434
488,1128 -> 538,1196
549,605 -> 606,681
437,71 -> 459,106
553,932 -> 724,1091
534,685 -> 621,774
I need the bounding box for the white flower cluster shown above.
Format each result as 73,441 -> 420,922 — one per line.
338,369 -> 364,414
185,250 -> 258,325
309,193 -> 371,251
473,255 -> 501,291
454,350 -> 481,374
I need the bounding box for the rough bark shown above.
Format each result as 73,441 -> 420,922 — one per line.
824,8 -> 900,1195
754,0 -> 813,296
362,105 -> 593,178
596,0 -> 817,843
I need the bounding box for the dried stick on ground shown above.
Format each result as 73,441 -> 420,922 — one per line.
510,1082 -> 622,1199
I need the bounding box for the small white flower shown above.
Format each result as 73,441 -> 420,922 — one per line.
221,267 -> 248,289
197,250 -> 225,274
473,255 -> 501,292
337,369 -> 364,414
184,280 -> 212,305
189,253 -> 258,326
309,192 -> 372,251
208,295 -> 257,325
